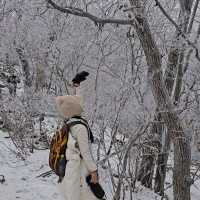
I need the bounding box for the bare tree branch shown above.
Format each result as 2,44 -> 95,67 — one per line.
48,0 -> 200,63
154,0 -> 200,62
47,0 -> 133,25
187,0 -> 200,33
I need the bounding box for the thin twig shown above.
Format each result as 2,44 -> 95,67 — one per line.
36,170 -> 54,178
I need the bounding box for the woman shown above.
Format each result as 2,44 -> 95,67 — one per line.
55,88 -> 98,200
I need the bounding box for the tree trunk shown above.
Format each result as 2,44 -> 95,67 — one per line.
137,153 -> 155,188
154,129 -> 170,195
35,62 -> 46,92
129,1 -> 191,199
16,48 -> 32,89
137,112 -> 162,189
154,2 -> 193,194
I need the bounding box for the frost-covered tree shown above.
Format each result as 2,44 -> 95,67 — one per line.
0,0 -> 200,200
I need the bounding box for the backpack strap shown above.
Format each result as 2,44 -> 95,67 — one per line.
73,116 -> 94,143
64,119 -> 93,160
66,117 -> 94,143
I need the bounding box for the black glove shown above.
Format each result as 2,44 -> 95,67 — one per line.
72,71 -> 89,85
86,175 -> 105,199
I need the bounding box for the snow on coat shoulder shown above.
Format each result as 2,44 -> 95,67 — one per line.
57,123 -> 98,200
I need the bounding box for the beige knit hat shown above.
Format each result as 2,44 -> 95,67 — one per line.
55,95 -> 83,118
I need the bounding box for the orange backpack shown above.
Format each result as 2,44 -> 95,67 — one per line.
48,119 -> 91,182
49,123 -> 69,178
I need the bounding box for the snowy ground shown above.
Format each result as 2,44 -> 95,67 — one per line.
0,130 -> 64,200
1,129 -> 200,200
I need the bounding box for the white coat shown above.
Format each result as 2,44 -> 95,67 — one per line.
58,123 -> 98,200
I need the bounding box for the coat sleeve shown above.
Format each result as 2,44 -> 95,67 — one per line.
73,124 -> 97,172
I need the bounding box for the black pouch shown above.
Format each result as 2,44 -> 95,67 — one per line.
57,158 -> 67,183
86,175 -> 105,199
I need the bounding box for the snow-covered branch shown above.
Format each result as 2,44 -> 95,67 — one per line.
154,0 -> 200,62
47,0 -> 133,26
